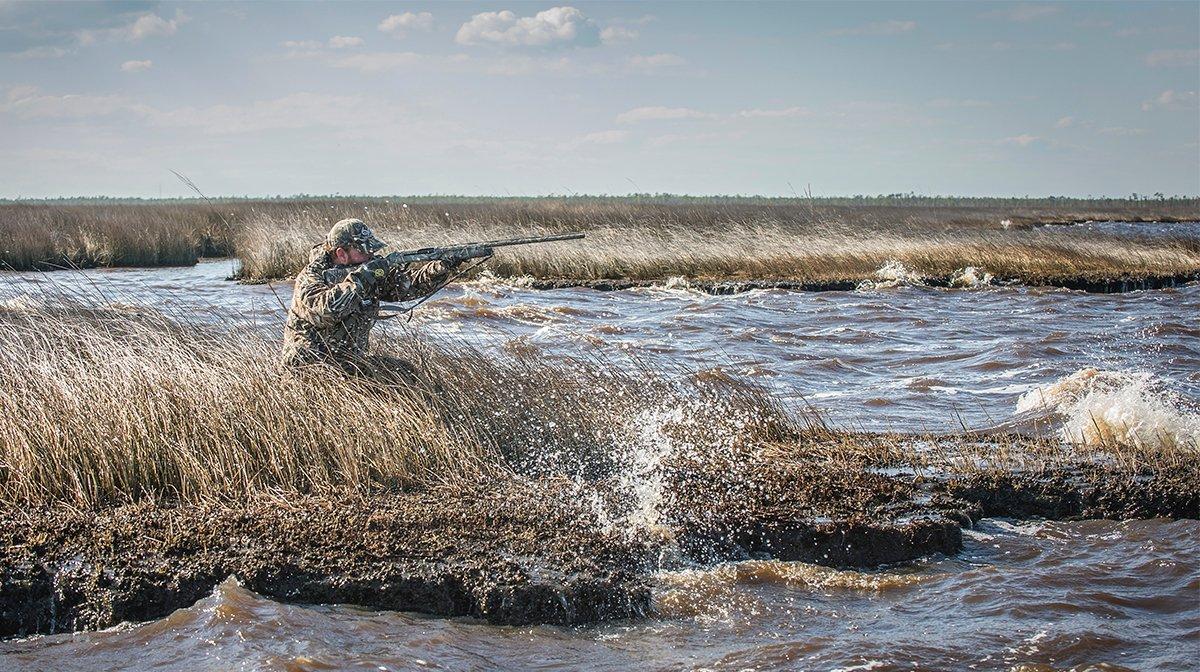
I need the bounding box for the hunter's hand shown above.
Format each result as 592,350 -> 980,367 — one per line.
349,256 -> 393,293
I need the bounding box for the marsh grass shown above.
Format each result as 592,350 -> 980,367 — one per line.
0,203 -> 232,270
3,198 -> 1197,282
229,201 -> 1200,284
0,294 -> 1190,509
0,298 -> 796,507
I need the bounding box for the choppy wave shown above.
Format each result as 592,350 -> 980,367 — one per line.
857,260 -> 925,290
1016,368 -> 1200,449
461,269 -> 536,290
949,266 -> 994,288
653,560 -> 931,620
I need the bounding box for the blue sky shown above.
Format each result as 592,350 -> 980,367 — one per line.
1,1 -> 1197,198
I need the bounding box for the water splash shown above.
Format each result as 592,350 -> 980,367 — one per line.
1016,368 -> 1200,449
461,269 -> 535,290
595,397 -> 749,538
949,266 -> 993,288
857,260 -> 925,290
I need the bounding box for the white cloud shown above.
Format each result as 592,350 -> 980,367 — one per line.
477,54 -> 576,76
927,98 -> 993,109
735,106 -> 811,118
1097,126 -> 1148,136
600,26 -> 638,44
615,106 -> 717,124
328,51 -> 427,74
1054,116 -> 1075,128
1001,134 -> 1041,147
283,40 -> 323,50
615,15 -> 657,27
982,4 -> 1061,22
577,130 -> 628,144
559,129 -> 629,150
120,60 -> 152,73
0,88 -> 136,119
829,20 -> 916,36
647,131 -> 741,148
455,6 -> 600,48
378,12 -> 434,37
626,53 -> 685,71
144,93 -> 402,135
1141,89 -> 1199,111
1144,49 -> 1200,67
78,10 -> 188,45
618,105 -> 824,124
10,46 -> 71,60
328,36 -> 365,49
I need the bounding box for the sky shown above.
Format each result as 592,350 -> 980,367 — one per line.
1,1 -> 1197,198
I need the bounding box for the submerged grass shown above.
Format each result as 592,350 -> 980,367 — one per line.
3,198 -> 1197,284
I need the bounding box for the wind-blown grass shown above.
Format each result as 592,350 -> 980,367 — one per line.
0,299 -> 793,507
2,198 -> 1197,283
233,205 -> 1200,286
0,296 -> 1191,509
0,202 -> 231,270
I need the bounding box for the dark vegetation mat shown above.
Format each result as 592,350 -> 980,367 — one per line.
3,452 -> 1195,637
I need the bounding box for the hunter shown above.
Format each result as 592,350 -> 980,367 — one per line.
281,218 -> 454,379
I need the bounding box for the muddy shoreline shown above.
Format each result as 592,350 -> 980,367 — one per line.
2,459 -> 1195,638
234,270 -> 1200,293
525,271 -> 1200,294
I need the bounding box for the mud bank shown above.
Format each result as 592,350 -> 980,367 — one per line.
2,454 -> 1194,638
527,272 -> 1200,294
0,480 -> 656,637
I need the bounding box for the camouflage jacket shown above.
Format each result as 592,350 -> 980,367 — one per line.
281,245 -> 449,366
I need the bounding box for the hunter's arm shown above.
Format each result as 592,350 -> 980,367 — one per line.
379,261 -> 452,302
292,268 -> 365,328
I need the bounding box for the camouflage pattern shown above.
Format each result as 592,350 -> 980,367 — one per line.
327,218 -> 386,253
281,244 -> 450,369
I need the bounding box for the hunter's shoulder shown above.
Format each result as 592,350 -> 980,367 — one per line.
295,248 -> 341,285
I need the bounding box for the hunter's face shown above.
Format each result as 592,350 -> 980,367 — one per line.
334,246 -> 373,266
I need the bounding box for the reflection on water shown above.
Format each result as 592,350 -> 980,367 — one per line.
3,259 -> 1196,434
3,519 -> 1196,671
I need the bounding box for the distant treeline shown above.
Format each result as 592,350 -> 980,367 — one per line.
4,194 -> 1199,207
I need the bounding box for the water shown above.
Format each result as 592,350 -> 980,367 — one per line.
2,519 -> 1195,670
1,225 -> 1197,669
5,258 -> 1197,435
1034,219 -> 1200,239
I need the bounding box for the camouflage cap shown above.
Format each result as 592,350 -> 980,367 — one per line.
327,218 -> 386,253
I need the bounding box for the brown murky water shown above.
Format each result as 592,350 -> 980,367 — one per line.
1,519 -> 1196,671
1,223 -> 1197,669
